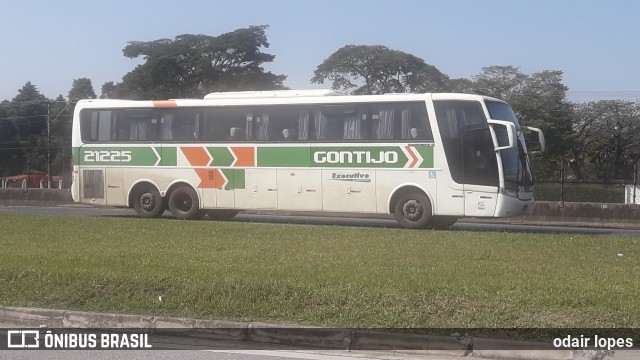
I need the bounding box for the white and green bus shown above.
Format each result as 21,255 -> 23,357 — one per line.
71,90 -> 544,229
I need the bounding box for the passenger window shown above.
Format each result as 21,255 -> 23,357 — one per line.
123,110 -> 158,141
317,105 -> 362,140
201,108 -> 250,141
253,110 -> 299,141
160,110 -> 199,141
369,103 -> 432,141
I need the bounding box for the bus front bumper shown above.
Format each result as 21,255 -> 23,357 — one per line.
493,193 -> 534,217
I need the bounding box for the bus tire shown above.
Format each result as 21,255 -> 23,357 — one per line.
430,216 -> 458,230
133,186 -> 164,218
394,193 -> 432,229
168,186 -> 200,220
193,210 -> 207,220
206,210 -> 239,221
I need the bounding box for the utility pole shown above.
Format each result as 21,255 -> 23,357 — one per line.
633,155 -> 639,207
46,101 -> 51,189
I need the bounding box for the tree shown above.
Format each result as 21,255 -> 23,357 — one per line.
471,66 -> 527,100
0,100 -> 17,176
311,45 -> 449,95
68,78 -> 97,100
0,82 -> 48,175
470,67 -> 574,178
572,100 -> 640,180
100,81 -> 116,99
47,94 -> 74,179
113,25 -> 286,99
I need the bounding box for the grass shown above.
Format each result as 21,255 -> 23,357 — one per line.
0,213 -> 639,329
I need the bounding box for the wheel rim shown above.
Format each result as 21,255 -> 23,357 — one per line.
140,192 -> 157,212
175,193 -> 193,212
402,199 -> 424,222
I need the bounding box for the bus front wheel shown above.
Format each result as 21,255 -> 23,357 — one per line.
133,187 -> 164,218
394,193 -> 432,229
168,186 -> 201,220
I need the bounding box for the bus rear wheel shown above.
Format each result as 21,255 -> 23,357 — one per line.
206,210 -> 239,221
133,186 -> 164,218
394,193 -> 432,229
168,186 -> 201,220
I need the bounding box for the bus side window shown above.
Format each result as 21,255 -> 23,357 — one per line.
202,108 -> 247,141
114,116 -> 131,141
130,119 -> 156,141
297,111 -> 310,140
254,113 -> 269,140
81,111 -> 95,141
225,111 -> 251,141
159,110 -> 198,141
80,110 -> 115,142
342,111 -> 362,140
368,103 -> 432,141
270,109 -> 300,141
202,110 -> 223,141
401,107 -> 432,141
160,114 -> 174,141
373,110 -> 395,140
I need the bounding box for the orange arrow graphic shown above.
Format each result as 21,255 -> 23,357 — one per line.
194,168 -> 227,189
181,147 -> 211,167
231,146 -> 255,167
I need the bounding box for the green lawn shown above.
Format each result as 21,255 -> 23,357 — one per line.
0,213 -> 638,328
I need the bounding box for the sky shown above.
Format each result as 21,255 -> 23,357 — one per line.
1,0 -> 639,103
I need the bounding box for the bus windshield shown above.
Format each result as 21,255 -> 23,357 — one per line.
485,101 -> 534,192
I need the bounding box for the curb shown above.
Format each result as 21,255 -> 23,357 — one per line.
0,306 -> 582,359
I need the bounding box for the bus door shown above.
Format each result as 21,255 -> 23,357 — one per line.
77,148 -> 107,207
461,128 -> 499,217
104,167 -> 125,206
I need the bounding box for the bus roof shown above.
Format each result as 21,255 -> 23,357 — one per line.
204,89 -> 345,99
74,91 -> 506,109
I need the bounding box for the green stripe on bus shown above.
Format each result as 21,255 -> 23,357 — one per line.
256,146 -> 435,168
257,147 -> 310,167
310,146 -> 410,168
160,147 -> 177,166
208,147 -> 235,167
415,146 -> 434,168
74,144 -> 435,169
220,169 -> 246,190
77,147 -> 159,166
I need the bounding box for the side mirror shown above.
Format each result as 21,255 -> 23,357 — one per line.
487,119 -> 517,151
522,126 -> 545,153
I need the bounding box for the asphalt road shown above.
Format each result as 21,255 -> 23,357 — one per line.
0,203 -> 639,236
